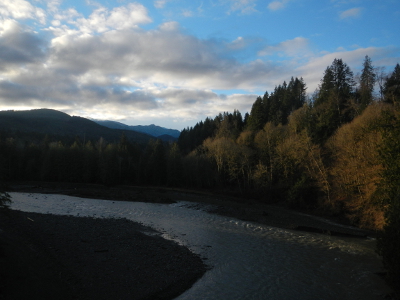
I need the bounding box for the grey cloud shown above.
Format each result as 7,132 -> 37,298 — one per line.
56,85 -> 158,110
111,88 -> 158,109
157,89 -> 219,105
0,78 -> 81,106
0,80 -> 38,102
50,29 -> 220,75
0,24 -> 47,67
154,88 -> 258,119
47,27 -> 273,90
54,83 -> 159,110
0,77 -> 158,110
0,18 -> 283,119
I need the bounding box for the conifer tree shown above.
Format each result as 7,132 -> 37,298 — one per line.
312,58 -> 356,143
315,66 -> 335,107
359,55 -> 376,111
246,95 -> 267,130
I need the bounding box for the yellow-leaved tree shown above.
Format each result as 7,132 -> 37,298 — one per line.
327,103 -> 386,229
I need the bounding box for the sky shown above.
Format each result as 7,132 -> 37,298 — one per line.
0,0 -> 399,130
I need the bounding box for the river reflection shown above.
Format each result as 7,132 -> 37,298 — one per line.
9,192 -> 391,300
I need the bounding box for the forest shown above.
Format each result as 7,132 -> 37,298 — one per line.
1,56 -> 399,289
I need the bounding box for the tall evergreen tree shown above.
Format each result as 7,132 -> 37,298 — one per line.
331,58 -> 355,95
268,83 -> 285,125
285,77 -> 307,122
359,55 -> 376,111
246,95 -> 268,130
312,58 -> 356,143
315,66 -> 335,106
330,58 -> 356,123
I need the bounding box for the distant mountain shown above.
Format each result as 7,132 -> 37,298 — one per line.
0,109 -> 153,144
93,120 -> 180,140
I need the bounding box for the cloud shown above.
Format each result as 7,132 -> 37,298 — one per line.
43,22 -> 279,91
181,9 -> 193,17
0,19 -> 47,68
0,0 -> 46,24
158,21 -> 179,31
47,0 -> 62,14
227,0 -> 258,15
295,46 -> 400,92
154,0 -> 168,9
0,17 -> 275,128
228,36 -> 247,50
157,88 -> 220,108
146,88 -> 258,124
72,3 -> 152,34
258,37 -> 311,58
51,7 -> 81,25
339,7 -> 362,19
267,0 -> 290,11
1,1 -> 398,130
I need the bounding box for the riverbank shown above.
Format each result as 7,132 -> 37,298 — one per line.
0,209 -> 207,300
1,182 -> 387,299
9,182 -> 377,238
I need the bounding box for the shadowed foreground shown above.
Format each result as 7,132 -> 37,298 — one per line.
0,210 -> 207,300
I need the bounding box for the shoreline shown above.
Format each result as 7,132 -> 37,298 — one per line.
8,181 -> 377,238
1,182 -> 383,299
0,209 -> 207,300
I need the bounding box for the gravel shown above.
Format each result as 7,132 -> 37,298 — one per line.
0,209 -> 207,300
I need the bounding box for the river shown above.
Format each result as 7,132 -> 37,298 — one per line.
9,192 -> 391,300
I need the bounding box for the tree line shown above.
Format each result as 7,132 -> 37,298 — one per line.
178,56 -> 400,289
1,56 -> 399,289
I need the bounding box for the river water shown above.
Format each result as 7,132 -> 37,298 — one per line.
9,192 -> 391,300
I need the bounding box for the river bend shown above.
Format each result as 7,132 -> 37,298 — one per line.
9,192 -> 391,300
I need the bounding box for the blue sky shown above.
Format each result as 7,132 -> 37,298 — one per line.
0,0 -> 399,130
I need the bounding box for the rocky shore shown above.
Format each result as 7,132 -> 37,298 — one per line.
0,209 -> 207,300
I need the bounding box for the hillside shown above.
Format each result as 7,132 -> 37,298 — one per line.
0,109 -> 153,144
93,120 -> 180,139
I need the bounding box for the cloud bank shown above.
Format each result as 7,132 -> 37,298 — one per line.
0,0 -> 398,129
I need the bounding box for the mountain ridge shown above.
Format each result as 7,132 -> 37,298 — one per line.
92,119 -> 180,139
0,109 -> 155,144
